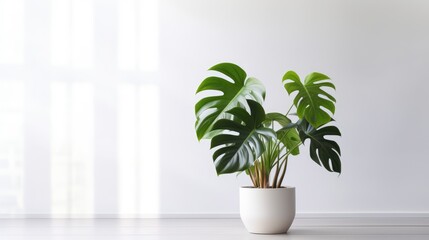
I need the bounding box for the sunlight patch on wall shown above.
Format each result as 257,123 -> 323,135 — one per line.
118,0 -> 159,71
118,0 -> 137,71
50,0 -> 94,68
51,81 -> 94,215
138,0 -> 159,71
139,84 -> 160,214
118,84 -> 159,215
0,0 -> 24,64
118,84 -> 138,215
0,81 -> 24,214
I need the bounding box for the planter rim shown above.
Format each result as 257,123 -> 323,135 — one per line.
241,186 -> 295,190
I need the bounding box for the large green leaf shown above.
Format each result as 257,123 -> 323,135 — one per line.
195,63 -> 266,140
297,119 -> 342,173
210,100 -> 276,175
282,71 -> 336,128
264,113 -> 300,155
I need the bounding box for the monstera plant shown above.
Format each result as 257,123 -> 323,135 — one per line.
195,62 -> 341,188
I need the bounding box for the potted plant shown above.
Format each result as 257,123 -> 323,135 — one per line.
195,62 -> 342,234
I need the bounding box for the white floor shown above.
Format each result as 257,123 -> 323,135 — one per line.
1,218 -> 429,240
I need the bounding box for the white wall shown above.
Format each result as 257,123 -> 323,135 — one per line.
1,0 -> 428,217
159,0 -> 429,215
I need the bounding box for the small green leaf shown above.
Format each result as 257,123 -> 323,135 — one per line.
282,71 -> 336,128
264,112 -> 291,127
264,113 -> 300,155
277,128 -> 301,156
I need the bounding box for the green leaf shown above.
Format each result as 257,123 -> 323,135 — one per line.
210,100 -> 276,175
264,113 -> 300,155
282,71 -> 336,128
263,112 -> 291,127
195,63 -> 266,140
297,119 -> 342,173
277,128 -> 301,156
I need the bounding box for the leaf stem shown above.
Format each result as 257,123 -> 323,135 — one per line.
277,156 -> 289,188
272,155 -> 280,188
280,143 -> 302,162
285,104 -> 294,116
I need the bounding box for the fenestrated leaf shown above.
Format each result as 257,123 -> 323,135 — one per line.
195,63 -> 266,140
297,119 -> 342,173
282,71 -> 336,128
264,113 -> 300,155
210,100 -> 275,175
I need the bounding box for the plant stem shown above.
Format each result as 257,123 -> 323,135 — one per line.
255,170 -> 260,188
255,162 -> 261,188
254,168 -> 259,188
277,143 -> 302,163
248,170 -> 256,187
277,156 -> 289,188
273,142 -> 302,188
260,160 -> 264,188
272,154 -> 280,188
272,128 -> 292,157
285,104 -> 294,116
262,164 -> 267,188
261,161 -> 266,188
270,103 -> 296,156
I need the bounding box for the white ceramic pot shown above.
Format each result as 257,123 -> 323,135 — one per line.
240,186 -> 296,234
